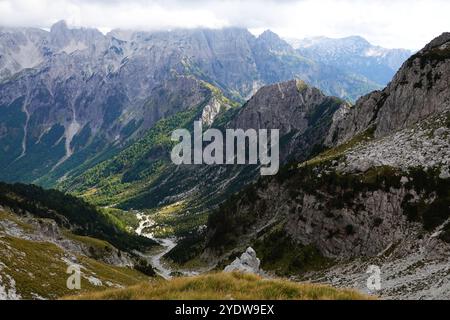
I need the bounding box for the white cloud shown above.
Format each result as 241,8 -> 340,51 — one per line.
0,0 -> 448,49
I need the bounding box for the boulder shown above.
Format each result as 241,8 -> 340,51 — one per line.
224,247 -> 261,274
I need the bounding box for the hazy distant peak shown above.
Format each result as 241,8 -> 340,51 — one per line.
258,29 -> 280,40
50,20 -> 69,33
257,29 -> 293,53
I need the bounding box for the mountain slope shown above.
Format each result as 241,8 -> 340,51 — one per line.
0,182 -> 156,251
200,33 -> 450,299
0,182 -> 158,300
326,33 -> 450,145
0,207 -> 150,300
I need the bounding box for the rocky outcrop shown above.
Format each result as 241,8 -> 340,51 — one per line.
231,80 -> 341,133
326,33 -> 450,146
224,247 -> 261,274
201,98 -> 224,126
338,110 -> 450,174
230,79 -> 347,162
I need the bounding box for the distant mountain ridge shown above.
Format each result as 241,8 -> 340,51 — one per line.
286,35 -> 412,85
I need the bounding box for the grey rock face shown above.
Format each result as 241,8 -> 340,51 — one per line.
306,223 -> 450,300
224,247 -> 261,274
201,97 -> 225,126
326,33 -> 450,146
338,110 -> 450,173
230,79 -> 346,162
232,80 -> 332,134
0,27 -> 212,182
205,160 -> 450,299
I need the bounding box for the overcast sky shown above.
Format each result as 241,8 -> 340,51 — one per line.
0,0 -> 448,50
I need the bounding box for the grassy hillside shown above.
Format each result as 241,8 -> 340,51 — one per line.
0,182 -> 155,251
65,272 -> 372,300
0,208 -> 149,299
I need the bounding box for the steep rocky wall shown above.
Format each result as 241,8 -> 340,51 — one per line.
326,33 -> 450,146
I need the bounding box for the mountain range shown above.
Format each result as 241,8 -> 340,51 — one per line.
287,35 -> 412,85
0,22 -> 411,186
1,21 -> 449,300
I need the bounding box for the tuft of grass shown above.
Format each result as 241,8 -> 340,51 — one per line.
64,272 -> 373,300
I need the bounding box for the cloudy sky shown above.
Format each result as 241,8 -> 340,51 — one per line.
0,0 -> 448,50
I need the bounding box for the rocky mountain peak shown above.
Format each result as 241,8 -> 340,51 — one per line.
326,31 -> 450,146
341,35 -> 371,46
256,29 -> 293,53
421,32 -> 450,52
50,20 -> 69,34
258,29 -> 281,41
230,80 -> 329,133
49,20 -> 105,51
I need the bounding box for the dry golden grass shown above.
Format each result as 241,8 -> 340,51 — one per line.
65,272 -> 373,300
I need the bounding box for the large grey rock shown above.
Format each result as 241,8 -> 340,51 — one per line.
224,247 -> 261,274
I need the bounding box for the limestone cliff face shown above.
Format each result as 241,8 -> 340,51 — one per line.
201,97 -> 225,126
326,33 -> 450,146
230,79 -> 346,162
231,80 -> 344,134
0,22 -> 216,184
205,177 -> 413,260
